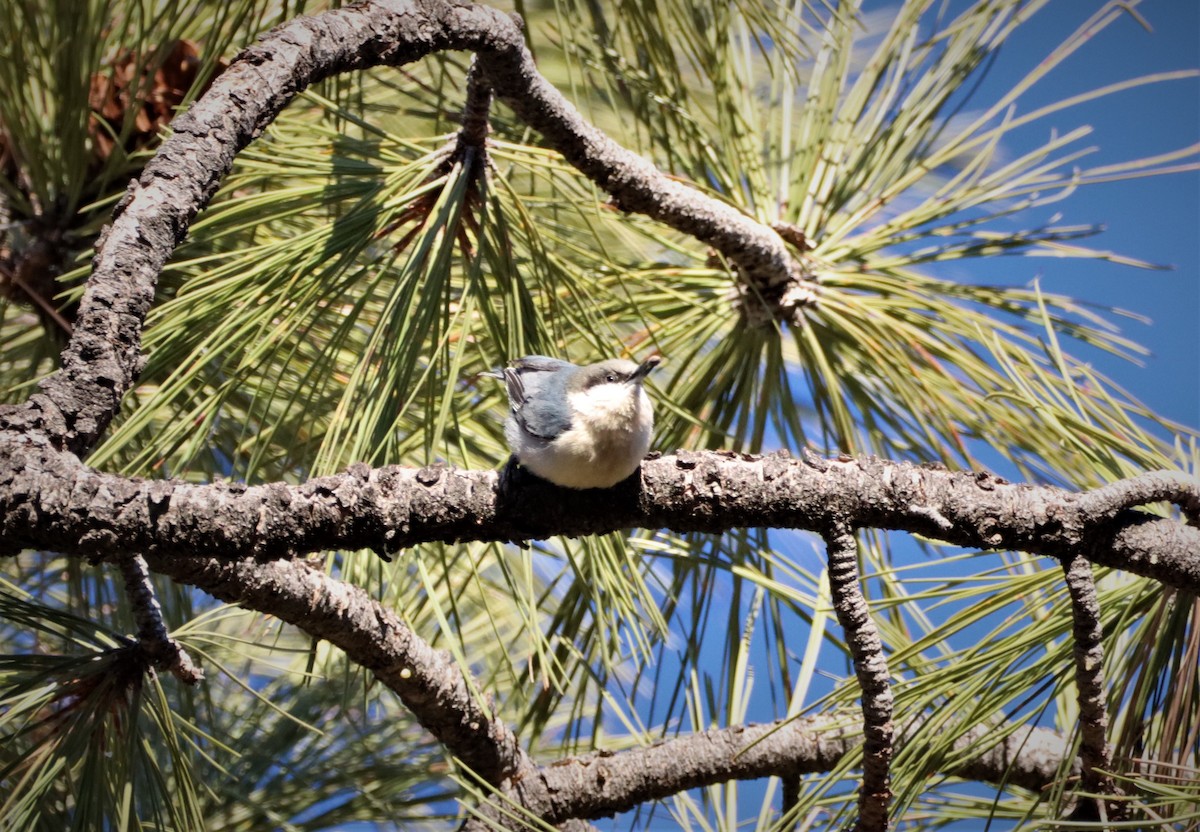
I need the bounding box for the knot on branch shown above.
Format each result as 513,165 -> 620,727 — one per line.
728,263 -> 820,328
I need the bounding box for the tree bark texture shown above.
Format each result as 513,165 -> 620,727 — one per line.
3,448 -> 1196,592
824,526 -> 893,831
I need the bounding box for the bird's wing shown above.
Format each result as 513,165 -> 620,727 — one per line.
503,356 -> 574,440
501,367 -> 527,408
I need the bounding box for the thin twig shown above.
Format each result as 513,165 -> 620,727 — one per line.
1061,554 -> 1125,824
114,553 -> 203,685
0,258 -> 75,336
824,525 -> 893,832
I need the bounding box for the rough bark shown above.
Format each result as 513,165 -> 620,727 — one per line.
824,526 -> 893,831
507,717 -> 1075,827
3,448 -> 1196,592
1061,554 -> 1125,824
113,552 -> 203,684
143,550 -> 532,787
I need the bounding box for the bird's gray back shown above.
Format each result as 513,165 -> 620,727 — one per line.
503,356 -> 575,440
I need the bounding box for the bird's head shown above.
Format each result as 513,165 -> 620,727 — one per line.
565,356 -> 660,429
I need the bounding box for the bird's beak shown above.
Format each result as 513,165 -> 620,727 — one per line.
628,355 -> 661,383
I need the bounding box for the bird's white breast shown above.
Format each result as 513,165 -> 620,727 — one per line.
517,385 -> 653,488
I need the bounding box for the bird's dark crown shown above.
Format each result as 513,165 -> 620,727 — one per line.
569,357 -> 659,392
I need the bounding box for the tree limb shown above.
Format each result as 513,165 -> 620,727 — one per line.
824,525 -> 893,831
141,547 -> 1075,829
2,450 -> 1196,591
457,55 -> 492,153
517,716 -> 1075,825
0,1 -> 1194,826
142,549 -> 535,788
471,12 -> 816,322
113,552 -> 203,685
12,0 -> 808,457
1061,554 -> 1125,824
1077,470 -> 1200,525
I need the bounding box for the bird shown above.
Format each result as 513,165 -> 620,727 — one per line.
493,354 -> 660,489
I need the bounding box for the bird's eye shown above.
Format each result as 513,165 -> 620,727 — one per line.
605,373 -> 618,383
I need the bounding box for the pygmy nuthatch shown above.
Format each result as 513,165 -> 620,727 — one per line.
494,354 -> 660,489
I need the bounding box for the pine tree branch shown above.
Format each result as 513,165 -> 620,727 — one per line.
824,525 -> 893,831
1061,554 -> 1125,824
25,0 -> 520,456
513,716 -> 1075,826
2,450 -> 1196,591
470,13 -> 816,323
0,2 -> 1193,826
141,546 -> 1075,830
457,56 -> 492,153
8,0 -> 807,456
1077,470 -> 1200,525
781,778 -> 803,831
141,549 -> 535,788
113,552 -> 204,685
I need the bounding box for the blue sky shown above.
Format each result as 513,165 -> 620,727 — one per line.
954,0 -> 1199,432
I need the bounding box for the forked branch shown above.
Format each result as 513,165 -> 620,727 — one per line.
7,0 -> 809,458
144,549 -> 1077,830
0,2 -> 1195,829
113,552 -> 203,685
